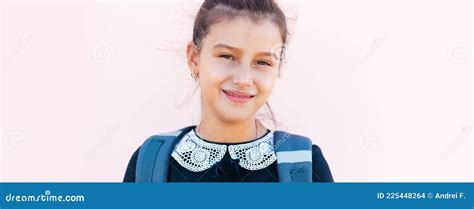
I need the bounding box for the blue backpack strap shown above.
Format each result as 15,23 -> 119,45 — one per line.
136,126 -> 195,182
274,131 -> 313,183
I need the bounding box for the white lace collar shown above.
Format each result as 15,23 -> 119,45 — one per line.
171,129 -> 276,172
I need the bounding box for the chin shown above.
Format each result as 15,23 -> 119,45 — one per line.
216,107 -> 254,124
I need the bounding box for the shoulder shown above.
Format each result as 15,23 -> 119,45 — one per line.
273,131 -> 334,182
273,131 -> 313,150
310,144 -> 334,182
130,126 -> 195,168
311,144 -> 325,159
141,126 -> 195,146
273,131 -> 327,159
137,126 -> 195,160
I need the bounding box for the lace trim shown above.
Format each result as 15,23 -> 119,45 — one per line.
171,129 -> 276,172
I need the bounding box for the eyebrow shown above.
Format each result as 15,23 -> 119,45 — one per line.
212,43 -> 276,59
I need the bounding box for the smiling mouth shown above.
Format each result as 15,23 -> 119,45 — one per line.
222,89 -> 255,104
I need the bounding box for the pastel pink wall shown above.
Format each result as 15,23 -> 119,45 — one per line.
1,0 -> 472,182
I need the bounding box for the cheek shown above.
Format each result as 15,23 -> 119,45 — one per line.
255,74 -> 277,100
199,64 -> 230,97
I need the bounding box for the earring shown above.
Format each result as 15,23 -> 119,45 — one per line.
191,72 -> 198,81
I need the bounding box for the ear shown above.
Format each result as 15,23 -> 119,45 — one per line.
186,41 -> 200,75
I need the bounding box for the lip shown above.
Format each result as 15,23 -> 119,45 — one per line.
222,89 -> 255,104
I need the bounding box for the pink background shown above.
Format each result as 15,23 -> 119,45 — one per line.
1,0 -> 472,182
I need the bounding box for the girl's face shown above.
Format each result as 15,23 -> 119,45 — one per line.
188,17 -> 283,124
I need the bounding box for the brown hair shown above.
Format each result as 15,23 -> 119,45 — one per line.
192,0 -> 288,51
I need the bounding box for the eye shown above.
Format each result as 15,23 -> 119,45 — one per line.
219,54 -> 235,61
256,60 -> 272,66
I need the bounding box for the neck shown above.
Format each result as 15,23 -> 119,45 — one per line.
197,115 -> 266,144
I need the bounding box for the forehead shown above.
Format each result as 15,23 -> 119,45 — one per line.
204,17 -> 283,52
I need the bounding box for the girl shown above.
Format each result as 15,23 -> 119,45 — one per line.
124,0 -> 333,182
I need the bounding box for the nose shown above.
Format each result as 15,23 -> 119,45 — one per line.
232,64 -> 253,87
